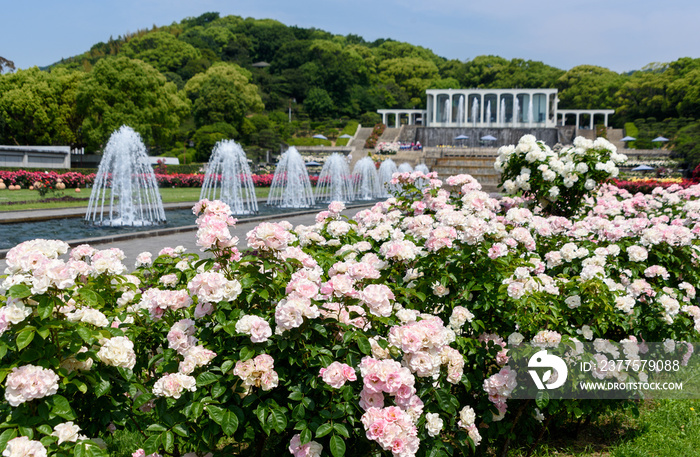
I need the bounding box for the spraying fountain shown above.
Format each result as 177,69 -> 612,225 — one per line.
486,101 -> 492,126
415,164 -> 430,174
200,140 -> 258,214
528,98 -> 534,125
499,99 -> 506,125
456,96 -> 465,126
85,126 -> 166,226
443,99 -> 450,123
315,153 -> 354,203
514,98 -> 520,126
267,146 -> 315,208
352,157 -> 382,200
471,98 -> 479,127
378,158 -> 398,197
397,163 -> 413,173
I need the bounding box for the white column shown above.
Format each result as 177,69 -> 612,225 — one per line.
604,113 -> 609,127
589,113 -> 594,130
381,113 -> 386,125
396,112 -> 400,128
575,113 -> 580,129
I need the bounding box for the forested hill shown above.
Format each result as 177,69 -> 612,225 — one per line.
3,11 -> 700,166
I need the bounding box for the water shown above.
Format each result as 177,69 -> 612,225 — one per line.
378,158 -> 398,197
200,140 -> 258,214
514,98 -> 520,125
267,147 -> 315,208
528,98 -> 534,124
352,157 -> 382,200
456,96 -> 465,126
415,164 -> 430,174
85,126 -> 166,226
471,98 -> 479,126
443,98 -> 450,123
315,153 -> 354,203
499,99 -> 506,125
398,163 -> 413,173
486,101 -> 492,126
0,205 -> 335,250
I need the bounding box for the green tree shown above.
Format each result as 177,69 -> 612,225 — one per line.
122,31 -> 201,73
0,56 -> 15,73
76,56 -> 190,151
184,62 -> 264,130
304,87 -> 336,120
192,122 -> 238,161
0,67 -> 84,145
557,65 -> 622,109
378,57 -> 439,106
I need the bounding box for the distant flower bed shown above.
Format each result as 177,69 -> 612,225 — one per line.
612,177 -> 695,194
0,171 -> 290,189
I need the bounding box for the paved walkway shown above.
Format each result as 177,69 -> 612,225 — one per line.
0,203 -> 374,264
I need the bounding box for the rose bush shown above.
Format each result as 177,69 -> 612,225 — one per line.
1,135 -> 700,457
496,135 -> 628,216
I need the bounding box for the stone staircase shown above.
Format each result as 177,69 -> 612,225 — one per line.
428,155 -> 501,193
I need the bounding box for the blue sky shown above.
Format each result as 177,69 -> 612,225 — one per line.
2,0 -> 699,73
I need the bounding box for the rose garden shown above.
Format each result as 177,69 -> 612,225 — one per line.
1,135 -> 700,457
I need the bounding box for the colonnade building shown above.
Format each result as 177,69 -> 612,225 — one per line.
378,88 -> 614,130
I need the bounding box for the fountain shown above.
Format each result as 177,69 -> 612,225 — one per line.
315,153 -> 354,203
499,99 -> 506,125
471,98 -> 479,126
378,158 -> 398,197
415,164 -> 430,174
352,157 -> 382,200
267,147 -> 315,208
456,96 -> 465,126
514,97 -> 520,126
528,98 -> 534,125
486,101 -> 492,126
443,99 -> 450,123
200,140 -> 258,214
397,162 -> 413,173
85,126 -> 166,226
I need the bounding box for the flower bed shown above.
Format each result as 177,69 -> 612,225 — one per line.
612,177 -> 695,194
1,135 -> 699,457
0,171 -> 296,189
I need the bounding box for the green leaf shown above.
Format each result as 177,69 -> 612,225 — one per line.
16,328 -> 35,351
8,284 -> 31,299
221,360 -> 235,374
78,288 -> 100,307
36,326 -> 50,339
0,429 -> 17,453
329,434 -> 346,457
36,424 -> 52,435
356,336 -> 371,355
239,346 -> 255,361
333,423 -> 350,438
315,423 -> 332,438
221,410 -> 239,435
94,379 -> 111,398
172,424 -> 188,437
536,391 -> 550,409
269,408 -> 287,434
146,424 -> 167,433
207,405 -> 225,424
132,393 -> 155,410
288,391 -> 304,401
37,297 -> 53,319
142,434 -> 161,456
161,430 -> 174,453
300,428 -> 312,445
196,372 -> 220,386
434,389 -> 456,415
85,442 -> 109,457
50,395 -> 76,420
76,327 -> 94,344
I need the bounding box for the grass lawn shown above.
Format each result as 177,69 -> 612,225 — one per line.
509,399 -> 700,457
0,187 -> 271,211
